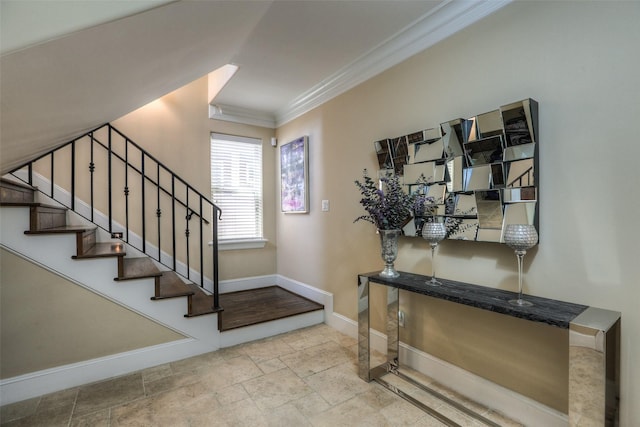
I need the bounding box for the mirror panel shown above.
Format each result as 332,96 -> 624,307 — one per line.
424,127 -> 442,142
507,159 -> 535,188
447,156 -> 464,192
477,228 -> 502,242
427,183 -> 447,203
371,98 -> 539,243
404,161 -> 435,184
477,109 -> 504,138
454,193 -> 477,216
503,202 -> 537,238
391,136 -> 409,176
490,163 -> 505,188
501,99 -> 537,146
447,218 -> 479,240
462,117 -> 478,142
374,139 -> 393,170
475,190 -> 503,230
464,135 -> 504,166
504,143 -> 535,161
441,120 -> 465,158
403,216 -> 418,237
434,163 -> 446,182
413,139 -> 444,163
465,165 -> 492,191
504,187 -> 537,203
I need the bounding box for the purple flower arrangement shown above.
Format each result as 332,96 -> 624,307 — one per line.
354,171 -> 414,230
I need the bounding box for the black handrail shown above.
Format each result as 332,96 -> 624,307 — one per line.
8,123 -> 222,312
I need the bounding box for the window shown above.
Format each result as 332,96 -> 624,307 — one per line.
210,133 -> 265,249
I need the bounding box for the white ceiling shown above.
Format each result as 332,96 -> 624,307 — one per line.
0,0 -> 510,173
0,0 -> 175,55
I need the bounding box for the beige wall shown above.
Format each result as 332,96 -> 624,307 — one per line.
0,248 -> 184,378
112,77 -> 278,281
277,1 -> 639,420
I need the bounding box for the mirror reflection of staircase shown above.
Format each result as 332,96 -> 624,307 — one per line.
0,177 -> 323,332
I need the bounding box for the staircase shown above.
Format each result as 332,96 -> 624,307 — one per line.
1,174 -> 325,332
0,126 -> 326,405
1,178 -> 219,319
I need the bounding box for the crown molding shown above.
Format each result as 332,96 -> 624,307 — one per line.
275,0 -> 512,127
209,104 -> 276,129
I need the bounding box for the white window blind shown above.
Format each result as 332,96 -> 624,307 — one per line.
211,133 -> 263,241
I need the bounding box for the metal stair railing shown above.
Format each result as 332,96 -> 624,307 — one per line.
8,123 -> 222,311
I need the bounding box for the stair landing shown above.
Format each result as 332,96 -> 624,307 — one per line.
218,286 -> 323,332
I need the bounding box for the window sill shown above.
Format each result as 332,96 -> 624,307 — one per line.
209,238 -> 268,251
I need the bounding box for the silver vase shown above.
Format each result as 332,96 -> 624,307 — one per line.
379,229 -> 401,278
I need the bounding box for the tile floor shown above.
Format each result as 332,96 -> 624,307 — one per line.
0,324 -> 522,426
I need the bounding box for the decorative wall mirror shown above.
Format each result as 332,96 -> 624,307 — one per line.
372,98 -> 538,243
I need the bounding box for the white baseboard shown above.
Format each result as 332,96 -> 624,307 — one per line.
276,275 -> 333,322
326,312 -> 568,427
219,274 -> 279,294
0,338 -> 219,406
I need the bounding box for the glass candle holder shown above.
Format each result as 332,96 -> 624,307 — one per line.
422,222 -> 447,285
503,224 -> 538,306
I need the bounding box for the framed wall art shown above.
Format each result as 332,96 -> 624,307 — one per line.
280,136 -> 309,213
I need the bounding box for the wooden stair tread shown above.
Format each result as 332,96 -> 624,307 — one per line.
0,179 -> 36,204
0,202 -> 38,207
25,225 -> 96,234
73,242 -> 126,259
185,284 -> 222,317
116,257 -> 162,280
151,271 -> 195,300
0,178 -> 36,190
0,202 -> 64,209
218,286 -> 323,331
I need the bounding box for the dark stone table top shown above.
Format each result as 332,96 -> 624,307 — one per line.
359,271 -> 588,329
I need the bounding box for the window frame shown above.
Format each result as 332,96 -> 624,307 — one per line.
210,132 -> 266,251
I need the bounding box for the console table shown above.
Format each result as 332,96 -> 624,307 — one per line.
357,271 -> 621,426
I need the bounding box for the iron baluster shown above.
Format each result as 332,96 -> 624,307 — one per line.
71,141 -> 76,211
156,163 -> 162,262
141,151 -> 146,253
172,175 -> 176,272
108,127 -> 113,234
50,151 -> 54,198
89,132 -> 95,222
212,207 -> 220,310
199,197 -> 204,287
185,187 -> 190,280
156,163 -> 162,261
124,138 -> 130,242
